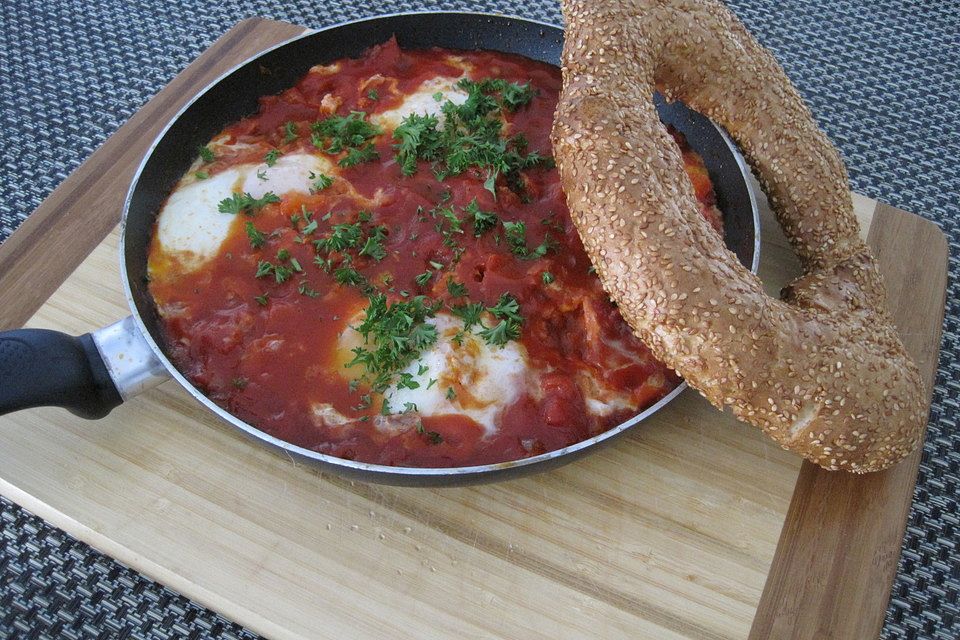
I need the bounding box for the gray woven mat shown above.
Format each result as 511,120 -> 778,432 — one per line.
1,0 -> 958,638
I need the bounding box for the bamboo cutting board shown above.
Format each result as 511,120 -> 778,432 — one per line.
0,18 -> 948,640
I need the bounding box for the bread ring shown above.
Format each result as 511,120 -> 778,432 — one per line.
551,0 -> 926,472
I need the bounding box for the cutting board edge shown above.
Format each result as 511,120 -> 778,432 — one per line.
749,201 -> 949,640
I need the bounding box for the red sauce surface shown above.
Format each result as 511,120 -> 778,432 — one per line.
148,40 -> 723,467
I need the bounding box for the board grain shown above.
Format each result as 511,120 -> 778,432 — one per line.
0,18 -> 947,640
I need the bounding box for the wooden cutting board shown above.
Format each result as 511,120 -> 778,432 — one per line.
0,18 -> 947,640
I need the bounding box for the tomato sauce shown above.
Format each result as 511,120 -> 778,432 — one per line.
148,40 -> 723,467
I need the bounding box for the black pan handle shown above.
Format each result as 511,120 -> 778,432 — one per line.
0,328 -> 123,418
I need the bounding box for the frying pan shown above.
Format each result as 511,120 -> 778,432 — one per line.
0,12 -> 760,486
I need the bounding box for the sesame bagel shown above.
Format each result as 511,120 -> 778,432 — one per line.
551,0 -> 926,472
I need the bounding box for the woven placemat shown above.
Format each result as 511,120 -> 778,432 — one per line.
1,1 -> 958,638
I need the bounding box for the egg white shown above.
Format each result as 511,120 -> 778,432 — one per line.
335,312 -> 530,436
371,76 -> 469,131
155,152 -> 336,270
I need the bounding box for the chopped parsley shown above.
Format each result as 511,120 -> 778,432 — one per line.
315,222 -> 363,253
358,225 -> 388,261
494,79 -> 537,111
254,260 -> 292,283
283,121 -> 299,143
428,204 -> 465,260
451,301 -> 484,330
542,271 -> 555,285
308,171 -> 334,192
346,294 -> 440,393
503,221 -> 527,256
298,280 -> 320,297
446,279 -> 467,298
254,293 -> 269,306
264,149 -> 282,167
311,111 -> 382,167
488,292 -> 522,322
273,265 -> 293,283
390,77 -> 549,198
502,220 -> 555,260
393,113 -> 442,176
245,221 -> 266,249
396,372 -> 420,390
465,198 -> 497,236
334,265 -> 366,287
477,293 -> 524,347
415,270 -> 433,287
416,421 -> 443,444
367,88 -> 379,101
217,191 -> 280,216
195,171 -> 209,180
478,319 -> 518,347
340,143 -> 380,168
197,145 -> 215,163
445,386 -> 457,401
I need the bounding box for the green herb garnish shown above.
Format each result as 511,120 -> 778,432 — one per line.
393,113 -> 442,176
477,292 -> 523,347
311,111 -> 382,167
390,78 -> 549,198
446,279 -> 467,298
451,302 -> 484,330
245,221 -> 266,249
346,294 -> 440,393
264,149 -> 282,167
416,421 -> 444,444
339,143 -> 379,168
217,192 -> 280,216
415,270 -> 433,287
315,222 -> 363,253
273,264 -> 293,284
358,225 -> 388,261
478,319 -> 518,347
298,281 -> 320,298
465,198 -> 497,236
308,171 -> 333,193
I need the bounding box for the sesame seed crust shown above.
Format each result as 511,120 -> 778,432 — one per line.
552,0 -> 926,473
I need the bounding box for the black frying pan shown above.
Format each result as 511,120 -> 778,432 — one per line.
0,12 -> 760,485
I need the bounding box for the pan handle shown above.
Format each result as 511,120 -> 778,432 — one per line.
0,316 -> 168,418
